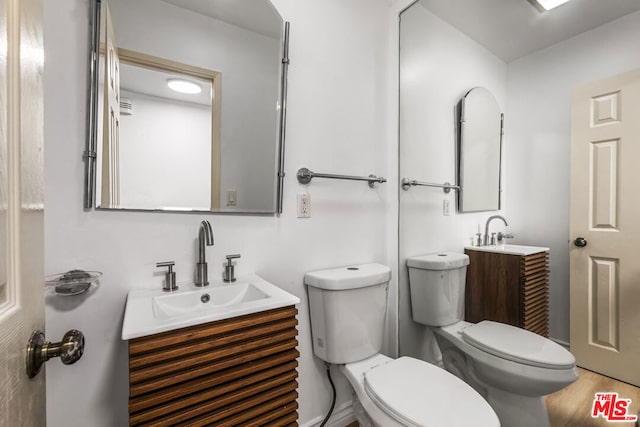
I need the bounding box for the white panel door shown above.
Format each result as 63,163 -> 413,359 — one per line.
570,69 -> 640,386
0,0 -> 46,424
100,4 -> 120,208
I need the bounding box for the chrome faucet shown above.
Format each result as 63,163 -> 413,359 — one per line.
195,220 -> 214,286
484,215 -> 509,246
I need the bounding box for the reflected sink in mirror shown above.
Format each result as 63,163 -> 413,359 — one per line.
152,283 -> 268,320
122,274 -> 299,339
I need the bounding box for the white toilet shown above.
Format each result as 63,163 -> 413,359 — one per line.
407,252 -> 579,427
305,263 -> 500,427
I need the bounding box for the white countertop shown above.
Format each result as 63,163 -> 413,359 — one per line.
121,274 -> 300,340
464,244 -> 549,256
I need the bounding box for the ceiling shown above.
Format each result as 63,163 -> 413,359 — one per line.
160,0 -> 283,39
119,63 -> 212,107
415,0 -> 640,62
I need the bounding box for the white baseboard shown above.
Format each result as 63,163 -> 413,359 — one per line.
300,401 -> 356,427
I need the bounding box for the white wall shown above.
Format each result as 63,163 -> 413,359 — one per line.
506,10 -> 640,343
119,90 -> 212,210
109,0 -> 280,211
398,3 -> 508,361
43,0 -> 395,426
44,1 -> 640,424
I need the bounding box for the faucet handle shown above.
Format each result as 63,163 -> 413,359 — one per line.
225,254 -> 241,264
156,261 -> 178,292
497,232 -> 514,242
223,254 -> 241,283
156,261 -> 175,269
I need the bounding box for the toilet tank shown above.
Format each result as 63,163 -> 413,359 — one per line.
407,252 -> 469,326
305,263 -> 391,364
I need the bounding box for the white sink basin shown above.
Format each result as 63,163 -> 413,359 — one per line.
464,244 -> 549,256
122,274 -> 300,340
152,283 -> 269,320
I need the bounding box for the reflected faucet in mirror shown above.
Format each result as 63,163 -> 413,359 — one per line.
484,215 -> 509,246
196,220 -> 214,287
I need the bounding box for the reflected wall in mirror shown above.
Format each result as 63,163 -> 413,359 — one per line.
88,0 -> 287,213
97,47 -> 221,210
458,87 -> 503,212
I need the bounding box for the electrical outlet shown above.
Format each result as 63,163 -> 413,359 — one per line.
297,193 -> 311,218
443,199 -> 450,216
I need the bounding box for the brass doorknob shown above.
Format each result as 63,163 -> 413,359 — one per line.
26,329 -> 85,378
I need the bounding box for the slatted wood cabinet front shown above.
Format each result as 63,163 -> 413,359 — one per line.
128,306 -> 299,426
465,249 -> 549,337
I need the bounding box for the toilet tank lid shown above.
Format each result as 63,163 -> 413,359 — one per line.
304,263 -> 391,290
407,252 -> 469,270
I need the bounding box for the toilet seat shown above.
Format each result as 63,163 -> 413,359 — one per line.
461,321 -> 575,369
363,357 -> 499,427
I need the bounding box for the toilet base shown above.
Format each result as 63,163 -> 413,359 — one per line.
484,384 -> 550,427
434,329 -> 566,427
351,393 -> 374,427
442,348 -> 551,426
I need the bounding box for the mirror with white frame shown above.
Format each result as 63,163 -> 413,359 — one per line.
458,87 -> 503,212
86,0 -> 289,213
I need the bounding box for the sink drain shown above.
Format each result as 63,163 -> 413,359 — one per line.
201,294 -> 210,303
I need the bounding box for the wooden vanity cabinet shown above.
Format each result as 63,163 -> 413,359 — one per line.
127,306 -> 299,426
464,249 -> 549,337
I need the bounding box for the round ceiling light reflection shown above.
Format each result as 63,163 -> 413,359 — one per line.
167,78 -> 202,94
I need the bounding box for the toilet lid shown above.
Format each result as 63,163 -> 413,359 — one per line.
364,357 -> 499,427
462,321 -> 575,369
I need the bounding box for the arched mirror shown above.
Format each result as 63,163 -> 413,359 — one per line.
458,87 -> 503,212
85,0 -> 290,214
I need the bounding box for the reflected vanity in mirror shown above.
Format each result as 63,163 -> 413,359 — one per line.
86,0 -> 290,214
458,87 -> 503,212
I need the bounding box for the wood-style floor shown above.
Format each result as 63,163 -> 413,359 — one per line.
343,368 -> 640,427
546,367 -> 640,427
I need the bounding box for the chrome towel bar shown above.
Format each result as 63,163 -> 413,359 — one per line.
401,178 -> 461,193
297,168 -> 386,188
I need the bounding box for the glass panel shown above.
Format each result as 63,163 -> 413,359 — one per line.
92,0 -> 283,213
459,87 -> 502,212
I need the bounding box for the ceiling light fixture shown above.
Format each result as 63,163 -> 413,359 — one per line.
167,78 -> 202,94
528,0 -> 572,12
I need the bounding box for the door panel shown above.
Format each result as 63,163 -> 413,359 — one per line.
0,0 -> 45,424
589,256 -> 618,350
570,69 -> 640,386
100,5 -> 120,207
